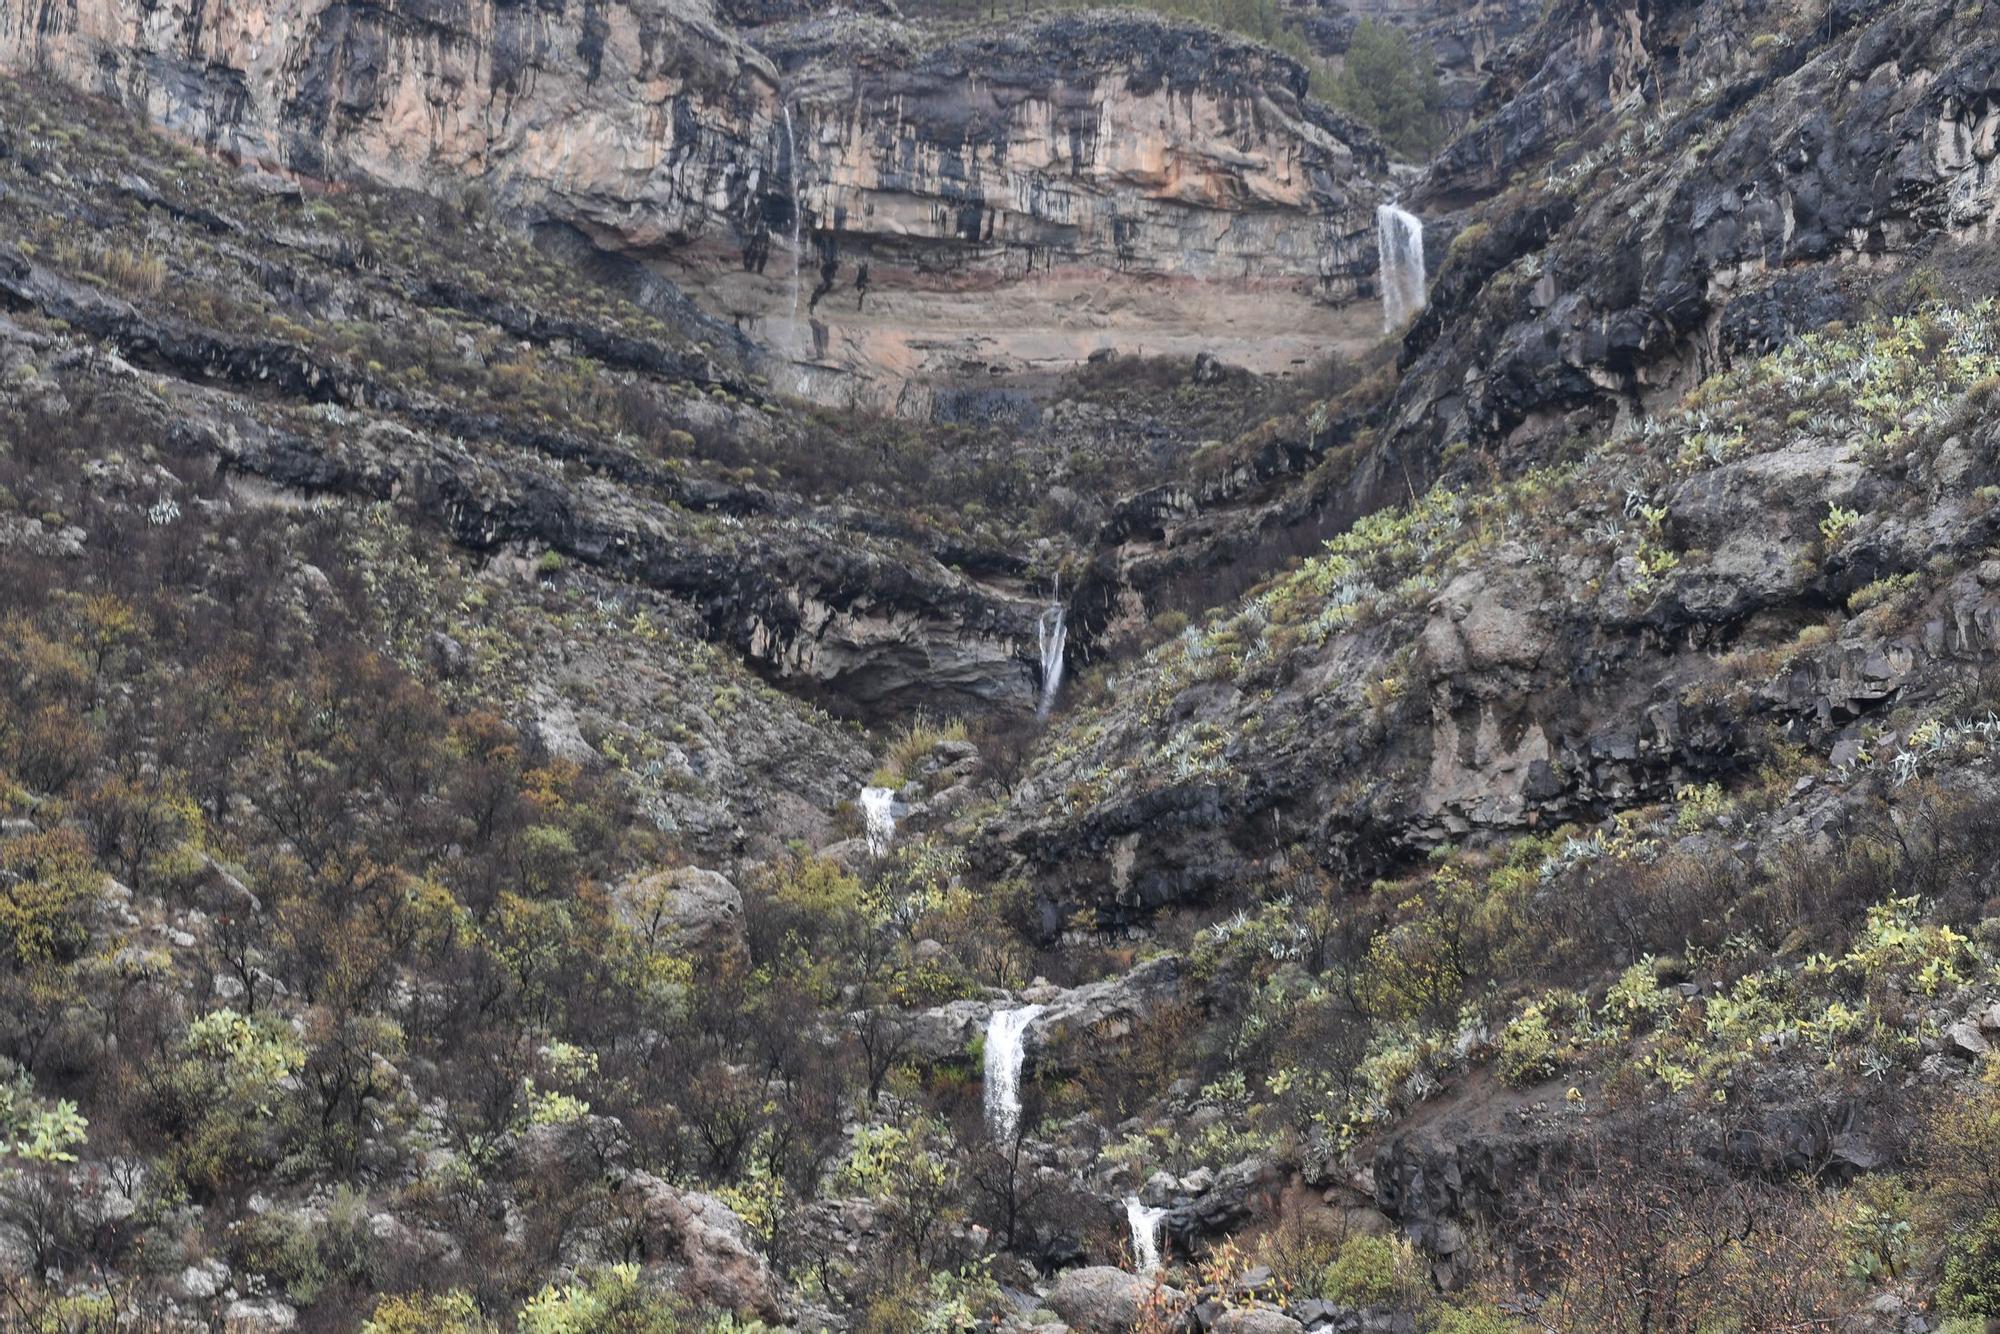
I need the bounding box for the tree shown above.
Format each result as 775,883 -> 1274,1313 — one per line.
1919,1080 -> 2000,1317
1531,1120 -> 1842,1331
0,829 -> 102,969
1325,21 -> 1445,160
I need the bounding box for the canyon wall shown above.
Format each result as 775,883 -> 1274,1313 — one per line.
1,0 -> 1393,405
725,14 -> 1391,406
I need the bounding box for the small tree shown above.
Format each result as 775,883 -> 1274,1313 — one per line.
1325,21 -> 1445,159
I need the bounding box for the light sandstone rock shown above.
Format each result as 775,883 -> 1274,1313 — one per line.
0,3 -> 1388,403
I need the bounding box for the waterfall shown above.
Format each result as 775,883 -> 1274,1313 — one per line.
860,786 -> 897,857
781,101 -> 803,321
1124,1196 -> 1168,1274
1376,203 -> 1427,333
1036,604 -> 1066,720
983,1005 -> 1044,1141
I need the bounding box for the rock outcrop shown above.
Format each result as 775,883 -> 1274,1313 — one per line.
0,0 -> 783,250
1391,0 -> 2000,462
622,1172 -> 785,1321
898,955 -> 1186,1063
612,866 -> 747,955
0,0 -> 1394,407
704,12 -> 1392,403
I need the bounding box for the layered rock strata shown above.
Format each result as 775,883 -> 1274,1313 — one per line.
0,0 -> 1393,404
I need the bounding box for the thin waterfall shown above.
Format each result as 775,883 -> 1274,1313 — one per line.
860,786 -> 896,857
1036,604 -> 1066,720
1124,1196 -> 1167,1273
781,101 -> 803,321
983,1005 -> 1043,1141
1376,203 -> 1427,332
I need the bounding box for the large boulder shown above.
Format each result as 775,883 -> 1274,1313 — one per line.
1048,1265 -> 1180,1332
1213,1311 -> 1306,1334
622,1172 -> 782,1322
1027,955 -> 1183,1043
221,1298 -> 298,1331
612,867 -> 746,956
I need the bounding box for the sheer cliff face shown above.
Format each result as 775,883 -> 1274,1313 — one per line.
1,0 -> 784,248
732,15 -> 1390,405
1,0 -> 1389,403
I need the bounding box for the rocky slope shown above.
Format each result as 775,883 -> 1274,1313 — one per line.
0,75 -> 1091,727
8,0 -> 2000,1328
1292,0 -> 1541,131
1394,0 -> 2000,456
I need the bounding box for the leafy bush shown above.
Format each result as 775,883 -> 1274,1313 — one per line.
1320,1232 -> 1419,1305
1940,1212 -> 2000,1319
1495,1003 -> 1559,1087
518,1265 -> 686,1333
364,1290 -> 495,1333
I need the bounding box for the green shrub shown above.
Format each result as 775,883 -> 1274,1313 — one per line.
1320,1232 -> 1414,1305
1496,1001 -> 1561,1086
1428,1305 -> 1527,1334
1940,1212 -> 2000,1318
364,1290 -> 495,1333
517,1264 -> 687,1333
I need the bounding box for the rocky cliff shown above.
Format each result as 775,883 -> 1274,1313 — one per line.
710,12 -> 1391,405
1391,0 -> 2000,459
0,0 -> 1393,407
13,0 -> 2000,1326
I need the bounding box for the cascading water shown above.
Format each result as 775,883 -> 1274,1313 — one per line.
1376,203 -> 1428,333
983,1005 -> 1044,1142
860,786 -> 897,857
1036,602 -> 1067,721
1123,1196 -> 1168,1274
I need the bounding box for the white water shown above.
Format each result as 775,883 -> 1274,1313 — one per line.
860,786 -> 897,857
781,102 -> 803,322
1124,1196 -> 1167,1273
1036,604 -> 1066,720
983,1005 -> 1044,1141
1377,203 -> 1427,332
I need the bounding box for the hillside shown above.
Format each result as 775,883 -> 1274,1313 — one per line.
0,0 -> 1999,1329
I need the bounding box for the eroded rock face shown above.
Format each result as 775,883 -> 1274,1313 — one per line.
0,0 -> 1391,405
612,866 -> 746,955
704,13 -> 1393,402
897,954 -> 1186,1063
0,0 -> 783,250
1391,0 -> 2000,465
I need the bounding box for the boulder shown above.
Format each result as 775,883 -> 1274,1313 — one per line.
530,689 -> 603,769
613,867 -> 746,956
624,1171 -> 782,1322
1028,955 -> 1184,1046
1947,1018 -> 1991,1060
1047,1266 -> 1180,1332
222,1298 -> 298,1331
900,955 -> 1186,1064
180,1258 -> 230,1299
1213,1310 -> 1306,1334
1166,1156 -> 1282,1243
